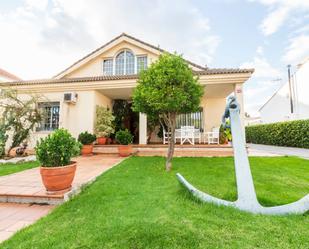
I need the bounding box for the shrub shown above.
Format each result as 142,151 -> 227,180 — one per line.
0,89 -> 42,155
115,129 -> 133,145
94,106 -> 115,137
0,122 -> 8,158
219,125 -> 227,144
36,129 -> 81,167
78,131 -> 96,145
245,119 -> 309,148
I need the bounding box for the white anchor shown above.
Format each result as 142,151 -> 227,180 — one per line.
177,96 -> 309,215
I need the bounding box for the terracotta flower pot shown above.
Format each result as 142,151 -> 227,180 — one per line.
40,162 -> 77,193
81,144 -> 93,156
97,137 -> 107,145
118,145 -> 132,157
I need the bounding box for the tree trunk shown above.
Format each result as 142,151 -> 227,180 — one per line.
165,113 -> 176,171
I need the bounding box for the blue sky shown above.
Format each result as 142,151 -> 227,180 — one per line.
0,0 -> 308,115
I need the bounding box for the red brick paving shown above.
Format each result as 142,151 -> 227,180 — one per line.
0,155 -> 124,243
0,155 -> 124,204
0,203 -> 54,242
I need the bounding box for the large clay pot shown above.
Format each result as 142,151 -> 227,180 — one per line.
97,137 -> 107,145
118,145 -> 133,157
40,162 -> 77,193
81,144 -> 93,156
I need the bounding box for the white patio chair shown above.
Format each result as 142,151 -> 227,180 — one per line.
162,127 -> 170,144
194,129 -> 202,144
207,127 -> 220,144
163,126 -> 178,144
180,126 -> 195,145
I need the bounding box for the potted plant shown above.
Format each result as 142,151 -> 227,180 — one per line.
36,129 -> 81,193
225,128 -> 232,145
78,131 -> 96,156
94,106 -> 115,145
115,129 -> 133,157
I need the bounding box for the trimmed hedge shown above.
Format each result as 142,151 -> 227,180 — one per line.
246,119 -> 309,149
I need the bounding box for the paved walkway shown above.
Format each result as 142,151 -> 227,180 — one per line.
0,155 -> 124,243
0,155 -> 123,204
248,144 -> 309,159
0,203 -> 54,242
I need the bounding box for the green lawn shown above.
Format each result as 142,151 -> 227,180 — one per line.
0,161 -> 39,176
1,156 -> 308,249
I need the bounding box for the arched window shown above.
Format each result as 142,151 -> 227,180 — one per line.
115,50 -> 135,75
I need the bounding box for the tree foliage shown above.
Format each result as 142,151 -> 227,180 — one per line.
94,106 -> 115,137
36,129 -> 81,167
132,53 -> 203,170
0,89 -> 43,155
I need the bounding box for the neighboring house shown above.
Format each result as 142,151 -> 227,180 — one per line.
0,68 -> 21,82
2,33 -> 254,148
259,57 -> 309,124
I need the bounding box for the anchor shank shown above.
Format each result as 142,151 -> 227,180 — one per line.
229,108 -> 259,205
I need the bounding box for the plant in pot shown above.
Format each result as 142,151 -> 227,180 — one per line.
223,120 -> 232,145
78,131 -> 97,156
115,129 -> 133,157
219,124 -> 228,144
36,129 -> 81,193
94,106 -> 115,145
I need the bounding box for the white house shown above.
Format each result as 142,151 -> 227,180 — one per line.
2,33 -> 254,148
259,57 -> 309,123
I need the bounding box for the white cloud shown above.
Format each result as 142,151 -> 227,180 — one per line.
244,79 -> 283,116
0,0 -> 220,79
240,56 -> 282,78
241,46 -> 284,116
256,46 -> 264,55
252,0 -> 309,36
282,34 -> 309,64
260,5 -> 289,36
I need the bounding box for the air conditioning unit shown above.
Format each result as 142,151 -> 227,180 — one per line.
64,92 -> 78,104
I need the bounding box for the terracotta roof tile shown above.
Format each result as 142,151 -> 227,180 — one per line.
0,68 -> 21,81
4,68 -> 254,86
195,68 -> 254,75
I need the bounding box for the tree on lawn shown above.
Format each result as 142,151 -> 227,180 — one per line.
132,53 -> 203,171
0,89 -> 43,155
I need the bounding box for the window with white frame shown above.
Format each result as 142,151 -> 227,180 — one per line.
115,50 -> 135,75
126,51 -> 135,74
137,56 -> 147,73
37,102 -> 60,131
176,108 -> 204,131
104,50 -> 148,76
115,51 -> 125,75
103,59 -> 113,75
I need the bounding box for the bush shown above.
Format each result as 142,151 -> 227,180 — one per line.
78,131 -> 96,145
219,125 -> 227,144
246,119 -> 309,148
0,123 -> 8,158
36,129 -> 81,167
115,129 -> 133,145
94,106 -> 115,138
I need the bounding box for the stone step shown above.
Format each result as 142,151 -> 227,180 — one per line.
0,194 -> 63,205
94,145 -> 234,157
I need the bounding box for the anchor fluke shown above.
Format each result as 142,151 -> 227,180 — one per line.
177,96 -> 309,215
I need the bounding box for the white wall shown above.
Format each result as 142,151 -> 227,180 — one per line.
294,59 -> 309,119
260,58 -> 309,123
7,90 -> 111,149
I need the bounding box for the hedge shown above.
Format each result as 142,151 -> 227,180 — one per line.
245,119 -> 309,149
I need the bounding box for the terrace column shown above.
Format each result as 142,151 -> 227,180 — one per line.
234,83 -> 245,139
139,113 -> 147,144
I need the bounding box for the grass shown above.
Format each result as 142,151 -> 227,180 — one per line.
0,161 -> 39,176
1,156 -> 308,249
